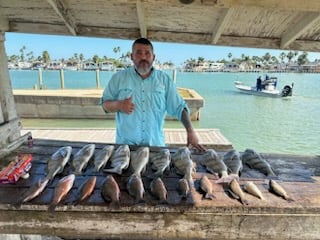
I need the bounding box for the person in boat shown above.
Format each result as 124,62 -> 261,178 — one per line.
100,37 -> 206,152
256,76 -> 262,91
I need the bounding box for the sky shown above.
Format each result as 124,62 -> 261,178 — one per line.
5,32 -> 320,67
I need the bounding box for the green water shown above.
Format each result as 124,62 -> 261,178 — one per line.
11,70 -> 320,155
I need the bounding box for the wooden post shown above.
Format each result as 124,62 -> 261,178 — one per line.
172,69 -> 177,83
96,69 -> 100,89
38,68 -> 43,89
0,18 -> 21,147
60,69 -> 65,89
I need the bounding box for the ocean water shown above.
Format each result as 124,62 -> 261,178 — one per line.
10,70 -> 320,156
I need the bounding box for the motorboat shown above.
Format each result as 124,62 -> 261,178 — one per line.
234,77 -> 293,98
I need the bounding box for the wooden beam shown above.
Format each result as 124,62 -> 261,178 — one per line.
280,13 -> 320,49
206,0 -> 320,12
136,0 -> 147,38
211,7 -> 235,44
46,0 -> 78,36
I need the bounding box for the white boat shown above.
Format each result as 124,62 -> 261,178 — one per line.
234,78 -> 293,98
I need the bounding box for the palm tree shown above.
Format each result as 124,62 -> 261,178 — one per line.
19,45 -> 26,61
42,51 -> 50,63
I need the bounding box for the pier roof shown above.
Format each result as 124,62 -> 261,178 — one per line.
1,0 -> 320,52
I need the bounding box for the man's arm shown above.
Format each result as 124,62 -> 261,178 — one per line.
181,108 -> 206,151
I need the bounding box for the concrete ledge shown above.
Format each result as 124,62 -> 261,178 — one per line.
13,89 -> 204,121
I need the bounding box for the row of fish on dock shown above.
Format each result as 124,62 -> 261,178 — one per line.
14,143 -> 293,210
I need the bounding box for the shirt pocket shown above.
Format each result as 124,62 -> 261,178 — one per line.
152,87 -> 166,112
118,88 -> 133,100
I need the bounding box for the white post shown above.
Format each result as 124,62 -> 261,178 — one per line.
172,69 -> 177,83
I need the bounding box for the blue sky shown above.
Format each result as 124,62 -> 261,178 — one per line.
5,32 -> 320,67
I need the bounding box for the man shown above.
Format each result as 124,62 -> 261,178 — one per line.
100,38 -> 205,151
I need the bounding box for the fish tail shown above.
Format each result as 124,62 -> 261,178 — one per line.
103,168 -> 122,175
205,193 -> 216,200
147,171 -> 161,179
286,197 -> 295,202
48,203 -> 57,213
110,200 -> 121,209
12,201 -> 22,209
240,198 -> 249,205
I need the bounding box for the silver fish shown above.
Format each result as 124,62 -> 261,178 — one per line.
148,148 -> 171,179
130,146 -> 149,177
269,179 -> 294,201
199,149 -> 230,183
72,144 -> 95,175
48,174 -> 75,212
171,147 -> 196,187
241,148 -> 276,176
46,146 -> 72,181
223,149 -> 243,177
14,178 -> 49,208
93,145 -> 115,172
177,178 -> 190,199
127,175 -> 145,203
101,175 -> 121,207
104,144 -> 130,175
150,177 -> 168,203
74,176 -> 96,205
228,178 -> 249,205
243,181 -> 265,200
200,175 -> 216,200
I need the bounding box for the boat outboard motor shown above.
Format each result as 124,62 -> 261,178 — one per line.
281,85 -> 293,97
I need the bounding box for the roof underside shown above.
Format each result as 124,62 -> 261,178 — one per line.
1,0 -> 320,52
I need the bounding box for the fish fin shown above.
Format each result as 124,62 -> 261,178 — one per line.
226,189 -> 240,200
12,201 -> 22,209
286,197 -> 295,202
215,175 -> 238,184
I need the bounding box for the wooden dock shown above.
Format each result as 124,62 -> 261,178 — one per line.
21,128 -> 233,151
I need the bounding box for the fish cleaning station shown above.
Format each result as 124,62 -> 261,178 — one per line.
1,1 -> 320,240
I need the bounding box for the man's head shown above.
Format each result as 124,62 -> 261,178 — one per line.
131,38 -> 155,77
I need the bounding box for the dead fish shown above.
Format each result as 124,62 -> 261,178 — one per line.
72,144 -> 95,175
200,175 -> 216,200
241,148 -> 276,177
228,178 -> 249,205
73,176 -> 96,205
223,149 -> 243,177
130,146 -> 149,177
269,179 -> 294,202
104,145 -> 130,175
93,145 -> 115,172
243,181 -> 265,200
148,148 -> 171,179
46,146 -> 72,181
127,175 -> 145,203
48,174 -> 75,212
14,178 -> 49,208
150,177 -> 168,203
199,149 -> 228,178
101,175 -> 121,207
177,178 -> 190,199
171,147 -> 196,187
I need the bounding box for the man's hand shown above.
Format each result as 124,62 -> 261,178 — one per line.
187,130 -> 206,152
119,96 -> 135,114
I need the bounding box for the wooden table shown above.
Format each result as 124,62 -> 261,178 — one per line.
0,139 -> 320,240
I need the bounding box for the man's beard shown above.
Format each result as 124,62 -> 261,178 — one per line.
135,60 -> 153,75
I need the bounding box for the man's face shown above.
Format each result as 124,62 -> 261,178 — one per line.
131,43 -> 155,76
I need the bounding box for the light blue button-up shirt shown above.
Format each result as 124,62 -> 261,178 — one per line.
100,67 -> 189,147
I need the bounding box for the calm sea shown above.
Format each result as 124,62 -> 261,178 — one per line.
9,70 -> 320,156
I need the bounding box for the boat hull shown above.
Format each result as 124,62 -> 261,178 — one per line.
234,81 -> 292,98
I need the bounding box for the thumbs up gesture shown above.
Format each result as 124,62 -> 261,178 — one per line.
120,95 -> 135,114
